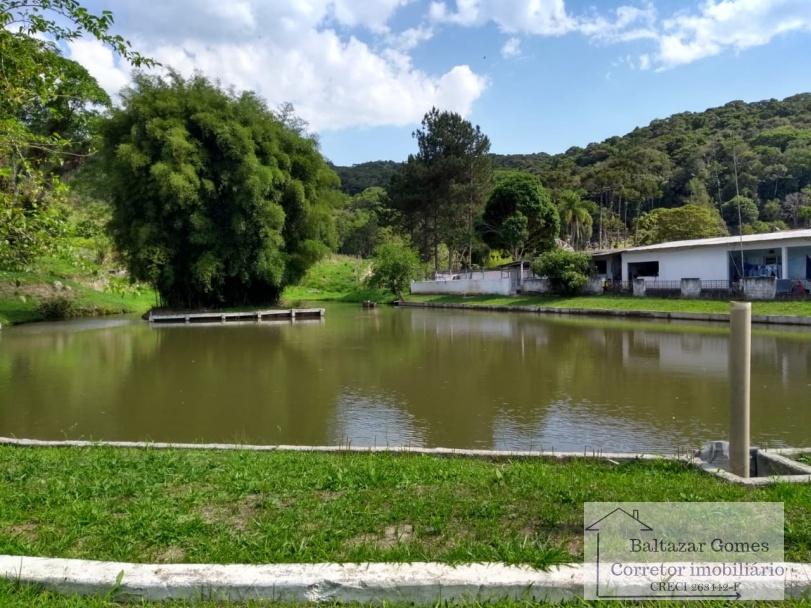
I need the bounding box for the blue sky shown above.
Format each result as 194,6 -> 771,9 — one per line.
69,1 -> 811,165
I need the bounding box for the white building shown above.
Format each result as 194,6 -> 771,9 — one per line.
616,229 -> 811,285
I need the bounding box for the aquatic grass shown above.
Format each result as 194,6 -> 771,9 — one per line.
0,448 -> 809,568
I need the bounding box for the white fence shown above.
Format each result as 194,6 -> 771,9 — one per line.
410,277 -> 514,296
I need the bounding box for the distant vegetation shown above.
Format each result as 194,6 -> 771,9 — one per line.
336,94 -> 811,248
332,161 -> 400,195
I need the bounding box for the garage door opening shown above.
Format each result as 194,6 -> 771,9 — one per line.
628,261 -> 659,279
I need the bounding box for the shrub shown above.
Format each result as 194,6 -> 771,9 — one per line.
479,171 -> 560,259
532,249 -> 593,295
367,235 -> 421,299
37,296 -> 78,321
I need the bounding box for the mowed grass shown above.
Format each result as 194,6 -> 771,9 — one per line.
1,447 -> 810,568
2,582 -> 810,608
404,294 -> 811,317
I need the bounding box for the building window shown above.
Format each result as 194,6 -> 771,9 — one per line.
628,261 -> 659,278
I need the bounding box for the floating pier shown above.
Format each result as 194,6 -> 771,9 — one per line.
148,308 -> 325,325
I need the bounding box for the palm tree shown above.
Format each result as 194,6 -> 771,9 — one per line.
557,190 -> 594,249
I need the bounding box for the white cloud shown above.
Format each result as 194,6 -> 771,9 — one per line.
66,0 -> 484,132
652,0 -> 811,69
331,0 -> 413,32
577,2 -> 658,43
386,25 -> 435,51
430,0 -> 573,35
501,36 -> 522,58
66,38 -> 130,95
429,0 -> 811,70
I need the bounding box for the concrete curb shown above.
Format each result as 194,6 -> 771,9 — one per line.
3,438 -> 809,485
4,437 -> 811,485
397,300 -> 811,326
0,557 -> 581,603
2,556 -> 810,602
0,437 -> 684,462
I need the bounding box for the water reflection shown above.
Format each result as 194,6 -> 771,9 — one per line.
0,306 -> 809,451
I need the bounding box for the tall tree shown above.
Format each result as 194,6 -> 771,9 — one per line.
389,108 -> 491,271
98,74 -> 340,308
557,190 -> 594,250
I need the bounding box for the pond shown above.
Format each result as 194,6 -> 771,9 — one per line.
1,304 -> 809,452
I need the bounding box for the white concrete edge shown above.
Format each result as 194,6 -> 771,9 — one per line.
693,458 -> 811,485
0,557 -> 582,603
0,437 -> 686,462
4,437 -> 810,485
398,300 -> 811,327
2,557 -> 809,602
764,447 -> 811,456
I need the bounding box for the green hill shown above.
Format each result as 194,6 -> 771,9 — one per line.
335,94 -> 811,239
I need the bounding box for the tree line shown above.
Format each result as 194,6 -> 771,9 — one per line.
5,0 -> 810,309
337,94 -> 811,249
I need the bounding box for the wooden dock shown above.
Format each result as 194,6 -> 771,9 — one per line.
148,308 -> 325,325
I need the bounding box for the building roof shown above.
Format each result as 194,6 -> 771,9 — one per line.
590,248 -> 627,257
620,228 -> 811,254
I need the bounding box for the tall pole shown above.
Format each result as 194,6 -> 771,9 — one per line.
729,301 -> 751,478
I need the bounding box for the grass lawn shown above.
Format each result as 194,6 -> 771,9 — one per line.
0,253 -> 155,326
404,294 -> 811,317
281,255 -> 391,305
1,448 -> 809,567
796,454 -> 811,466
1,448 -> 810,606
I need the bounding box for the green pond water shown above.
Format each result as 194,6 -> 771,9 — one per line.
1,303 -> 809,452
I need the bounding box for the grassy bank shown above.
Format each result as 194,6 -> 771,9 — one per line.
1,447 -> 809,567
281,255 -> 390,304
405,294 -> 811,317
0,253 -> 154,326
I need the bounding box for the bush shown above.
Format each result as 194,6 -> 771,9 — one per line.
37,296 -> 78,321
367,235 -> 421,298
532,249 -> 593,295
99,74 -> 340,308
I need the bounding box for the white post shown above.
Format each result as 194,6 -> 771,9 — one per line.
519,261 -> 524,291
729,301 -> 751,478
781,246 -> 789,279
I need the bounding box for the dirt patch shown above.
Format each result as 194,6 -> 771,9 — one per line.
347,523 -> 414,550
155,545 -> 186,563
198,494 -> 263,532
315,489 -> 345,502
4,522 -> 38,542
383,523 -> 413,545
